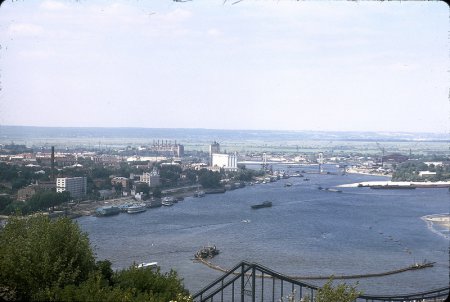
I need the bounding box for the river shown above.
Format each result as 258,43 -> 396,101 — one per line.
76,165 -> 449,296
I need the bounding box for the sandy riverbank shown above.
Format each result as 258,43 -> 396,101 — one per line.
338,180 -> 450,188
345,168 -> 392,178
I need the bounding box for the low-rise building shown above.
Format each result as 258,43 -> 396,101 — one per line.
17,185 -> 39,201
141,172 -> 160,188
111,177 -> 129,189
419,171 -> 437,178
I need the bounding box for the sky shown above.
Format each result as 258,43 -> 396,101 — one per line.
0,0 -> 448,133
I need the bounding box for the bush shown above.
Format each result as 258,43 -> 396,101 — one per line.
0,215 -> 190,301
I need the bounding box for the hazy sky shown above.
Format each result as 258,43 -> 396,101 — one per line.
0,1 -> 448,133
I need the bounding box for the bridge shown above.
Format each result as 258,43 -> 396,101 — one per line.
192,261 -> 449,302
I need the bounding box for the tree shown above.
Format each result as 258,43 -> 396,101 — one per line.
0,215 -> 191,301
26,191 -> 71,213
0,215 -> 95,300
0,195 -> 12,213
315,279 -> 361,302
198,169 -> 222,189
159,164 -> 182,186
152,187 -> 162,198
135,182 -> 150,195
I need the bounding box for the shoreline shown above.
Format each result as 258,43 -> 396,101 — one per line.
338,180 -> 450,188
345,168 -> 392,178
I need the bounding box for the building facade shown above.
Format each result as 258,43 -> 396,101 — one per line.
140,172 -> 160,188
56,177 -> 87,199
211,152 -> 238,171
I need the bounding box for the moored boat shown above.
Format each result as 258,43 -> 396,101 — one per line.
127,203 -> 147,214
162,197 -> 174,206
194,190 -> 205,197
195,245 -> 219,259
95,206 -> 120,217
251,201 -> 272,209
118,203 -> 133,212
145,198 -> 162,208
136,262 -> 159,269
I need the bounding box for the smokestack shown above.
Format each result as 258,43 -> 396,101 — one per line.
51,146 -> 55,181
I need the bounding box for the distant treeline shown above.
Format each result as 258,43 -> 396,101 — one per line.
0,125 -> 448,142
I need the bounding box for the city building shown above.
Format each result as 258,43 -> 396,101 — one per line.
56,177 -> 87,199
111,176 -> 129,189
140,171 -> 160,188
209,141 -> 220,165
211,152 -> 238,172
17,185 -> 39,201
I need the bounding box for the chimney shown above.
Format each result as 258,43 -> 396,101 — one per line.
51,146 -> 55,181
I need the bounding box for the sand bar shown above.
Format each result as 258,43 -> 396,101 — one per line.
338,181 -> 450,188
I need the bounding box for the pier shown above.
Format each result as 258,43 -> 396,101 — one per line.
196,258 -> 435,280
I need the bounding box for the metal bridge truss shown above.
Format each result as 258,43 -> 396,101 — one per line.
192,261 -> 449,302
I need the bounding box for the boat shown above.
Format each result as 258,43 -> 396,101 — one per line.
303,178 -> 310,181
136,262 -> 159,269
284,182 -> 292,187
205,188 -> 226,194
145,198 -> 162,208
162,197 -> 174,206
195,245 -> 219,259
251,201 -> 272,209
127,203 -> 147,214
318,186 -> 342,193
95,206 -> 120,217
370,185 -> 416,190
118,203 -> 133,212
194,190 -> 205,197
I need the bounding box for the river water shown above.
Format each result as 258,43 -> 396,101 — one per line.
76,165 -> 449,296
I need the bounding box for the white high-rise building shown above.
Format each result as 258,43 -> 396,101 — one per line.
56,177 -> 87,199
211,152 -> 238,171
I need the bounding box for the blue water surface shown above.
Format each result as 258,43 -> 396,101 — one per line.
77,166 -> 449,296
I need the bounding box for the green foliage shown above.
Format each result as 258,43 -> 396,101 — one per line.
135,182 -> 150,195
392,161 -> 450,181
152,187 -> 162,198
0,195 -> 13,213
27,191 -> 71,212
3,191 -> 72,215
198,169 -> 222,189
231,168 -> 263,181
0,215 -> 95,300
0,215 -> 190,301
281,279 -> 361,302
315,279 -> 361,302
114,266 -> 189,301
159,165 -> 182,186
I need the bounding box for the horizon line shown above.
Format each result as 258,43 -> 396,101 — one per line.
0,124 -> 448,135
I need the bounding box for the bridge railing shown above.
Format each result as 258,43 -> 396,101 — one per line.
192,261 -> 449,302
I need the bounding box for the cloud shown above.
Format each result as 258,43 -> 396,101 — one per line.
40,1 -> 68,11
207,28 -> 221,37
160,8 -> 193,23
8,23 -> 44,36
